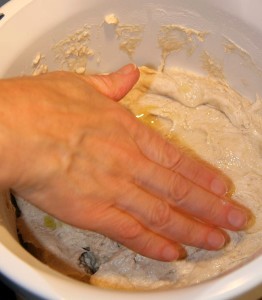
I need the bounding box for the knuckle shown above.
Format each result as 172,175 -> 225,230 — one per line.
182,222 -> 202,246
169,173 -> 190,206
118,220 -> 143,240
203,198 -> 221,221
139,238 -> 153,255
172,217 -> 200,246
150,200 -> 171,228
129,235 -> 157,260
187,161 -> 202,183
162,140 -> 183,170
138,236 -> 159,258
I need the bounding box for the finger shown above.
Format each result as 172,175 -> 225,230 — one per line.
115,183 -> 227,250
81,64 -> 140,100
130,121 -> 230,196
131,157 -> 249,231
166,147 -> 233,197
86,206 -> 186,262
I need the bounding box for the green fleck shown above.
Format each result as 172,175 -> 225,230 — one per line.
44,215 -> 57,230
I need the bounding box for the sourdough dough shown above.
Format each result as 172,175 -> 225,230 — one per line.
16,66 -> 262,291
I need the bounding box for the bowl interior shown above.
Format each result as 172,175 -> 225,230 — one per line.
0,0 -> 262,299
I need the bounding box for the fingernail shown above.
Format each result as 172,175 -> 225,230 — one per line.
177,247 -> 187,260
162,245 -> 187,261
116,64 -> 137,75
228,208 -> 248,229
162,245 -> 180,261
211,178 -> 227,196
207,230 -> 226,249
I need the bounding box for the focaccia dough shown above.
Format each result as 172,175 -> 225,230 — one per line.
16,66 -> 262,291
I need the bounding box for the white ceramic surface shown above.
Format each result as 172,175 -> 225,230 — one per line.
0,0 -> 261,299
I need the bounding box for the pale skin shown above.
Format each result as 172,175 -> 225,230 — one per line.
0,64 -> 250,261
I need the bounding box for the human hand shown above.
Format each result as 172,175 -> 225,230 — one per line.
0,64 -> 250,261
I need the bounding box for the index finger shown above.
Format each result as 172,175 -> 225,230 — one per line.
131,120 -> 230,196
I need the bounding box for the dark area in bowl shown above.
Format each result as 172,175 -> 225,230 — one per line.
0,280 -> 16,300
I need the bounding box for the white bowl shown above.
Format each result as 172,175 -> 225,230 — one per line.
0,0 -> 262,299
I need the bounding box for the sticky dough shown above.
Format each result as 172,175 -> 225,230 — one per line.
16,66 -> 262,291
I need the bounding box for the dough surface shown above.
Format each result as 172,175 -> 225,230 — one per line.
16,66 -> 262,291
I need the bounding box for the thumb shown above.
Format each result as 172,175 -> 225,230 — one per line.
83,64 -> 140,101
